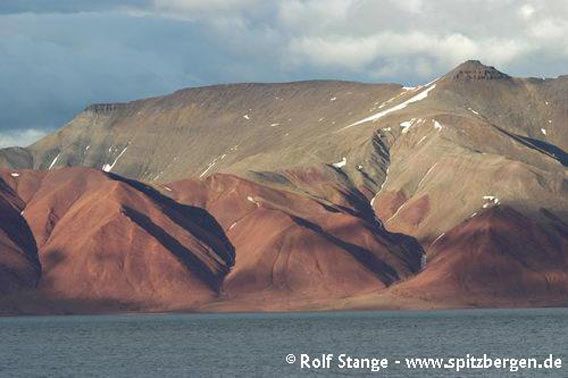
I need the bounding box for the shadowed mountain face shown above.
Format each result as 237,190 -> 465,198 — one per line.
1,60 -> 568,314
0,168 -> 420,314
0,177 -> 40,294
392,206 -> 568,307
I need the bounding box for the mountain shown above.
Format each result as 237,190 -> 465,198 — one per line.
1,60 -> 568,314
392,206 -> 568,308
0,168 -> 419,314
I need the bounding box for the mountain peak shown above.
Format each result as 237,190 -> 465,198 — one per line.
444,60 -> 511,81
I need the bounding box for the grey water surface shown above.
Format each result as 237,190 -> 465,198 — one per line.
0,308 -> 567,377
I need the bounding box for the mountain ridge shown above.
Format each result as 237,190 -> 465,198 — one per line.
1,60 -> 568,314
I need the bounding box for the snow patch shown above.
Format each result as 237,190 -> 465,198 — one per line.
482,195 -> 500,208
378,167 -> 390,191
270,123 -> 280,127
247,196 -> 261,207
330,97 -> 337,102
10,172 -> 20,177
199,161 -> 216,178
102,146 -> 128,173
468,108 -> 480,115
431,232 -> 446,247
541,128 -> 547,135
338,84 -> 437,131
370,193 -> 378,207
48,153 -> 61,170
243,114 -> 250,120
400,120 -> 413,133
375,93 -> 404,110
433,120 -> 443,130
400,118 -> 423,134
163,186 -> 172,192
416,162 -> 438,189
420,254 -> 427,270
199,153 -> 229,178
332,157 -> 347,168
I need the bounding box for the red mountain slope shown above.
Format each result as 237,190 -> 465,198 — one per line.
390,206 -> 568,307
0,168 -> 421,313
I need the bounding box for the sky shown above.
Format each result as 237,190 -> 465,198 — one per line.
1,0 -> 568,147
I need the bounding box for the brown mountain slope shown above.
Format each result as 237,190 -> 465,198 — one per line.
358,61 -> 568,248
2,80 -> 400,186
0,60 -> 568,313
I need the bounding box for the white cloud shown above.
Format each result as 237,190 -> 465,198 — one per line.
2,0 -> 568,138
287,35 -> 381,70
286,31 -> 529,78
145,0 -> 568,84
0,129 -> 47,148
529,19 -> 568,40
393,0 -> 424,14
519,4 -> 536,19
278,0 -> 354,30
305,2 -> 565,80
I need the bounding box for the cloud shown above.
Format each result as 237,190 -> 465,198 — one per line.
519,4 -> 536,19
0,129 -> 47,148
1,0 -> 568,146
287,36 -> 381,70
278,0 -> 354,31
0,13 -> 200,134
0,0 -> 148,14
143,0 -> 568,85
286,31 -> 529,82
153,0 -> 260,13
393,0 -> 424,14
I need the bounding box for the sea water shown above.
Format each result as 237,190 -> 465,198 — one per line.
0,308 -> 566,377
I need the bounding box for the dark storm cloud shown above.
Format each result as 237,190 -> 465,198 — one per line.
0,11 -> 286,146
